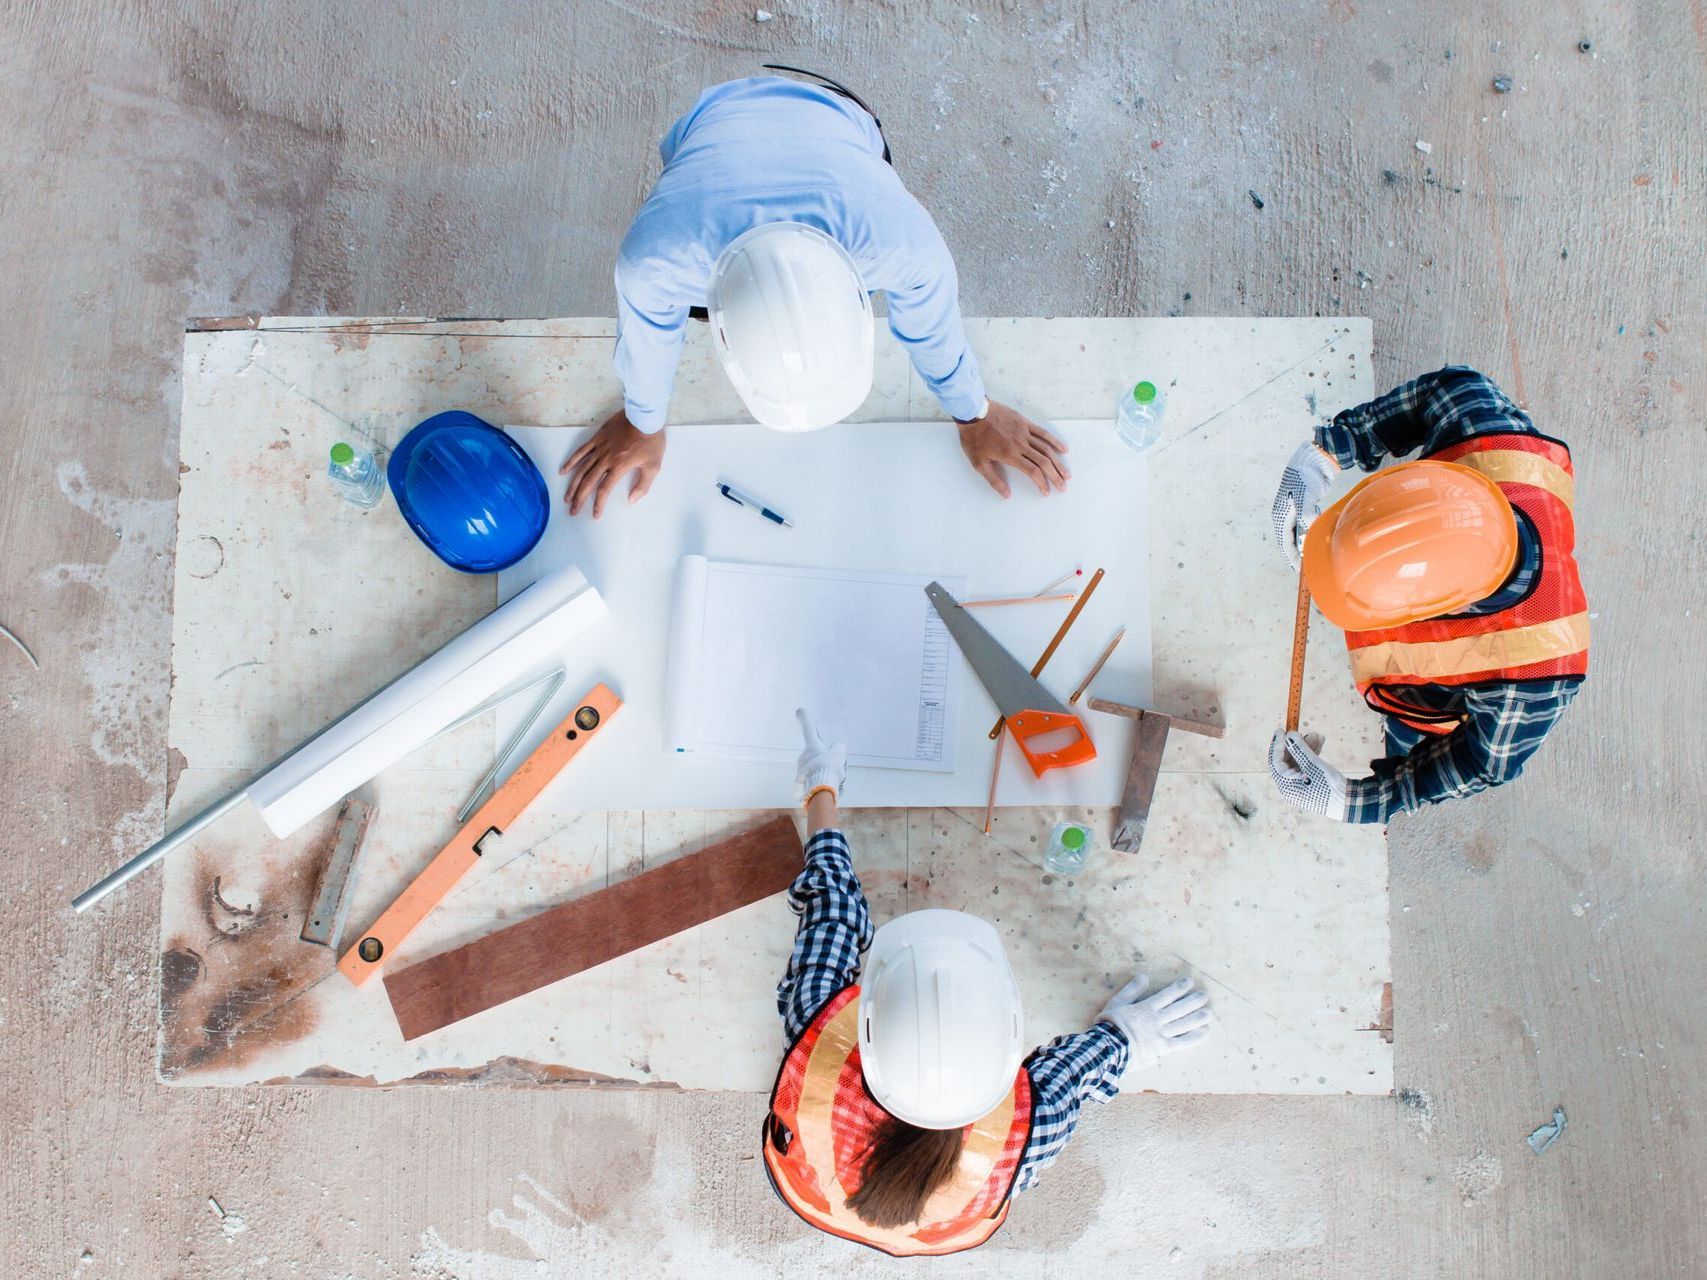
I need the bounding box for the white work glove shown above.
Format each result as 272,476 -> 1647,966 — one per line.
1096,974 -> 1212,1071
795,708 -> 847,805
1270,441 -> 1340,568
1268,729 -> 1349,820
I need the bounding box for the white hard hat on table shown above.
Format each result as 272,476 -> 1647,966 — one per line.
858,909 -> 1025,1130
706,221 -> 874,432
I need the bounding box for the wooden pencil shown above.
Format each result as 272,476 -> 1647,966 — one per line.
1033,568 -> 1081,596
1068,626 -> 1127,705
962,591 -> 1075,609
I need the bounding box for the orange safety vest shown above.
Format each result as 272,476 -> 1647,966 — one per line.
761,986 -> 1034,1257
1344,431 -> 1589,735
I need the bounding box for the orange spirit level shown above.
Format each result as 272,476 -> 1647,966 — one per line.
338,683 -> 622,987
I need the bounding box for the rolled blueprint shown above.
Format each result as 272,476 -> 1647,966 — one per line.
246,564 -> 607,838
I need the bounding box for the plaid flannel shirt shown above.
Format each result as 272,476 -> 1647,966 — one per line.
1315,366 -> 1583,823
777,830 -> 1129,1193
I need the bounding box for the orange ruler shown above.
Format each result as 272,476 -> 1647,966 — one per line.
338,683 -> 622,988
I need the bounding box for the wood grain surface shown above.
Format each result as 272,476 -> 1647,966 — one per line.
384,815 -> 801,1040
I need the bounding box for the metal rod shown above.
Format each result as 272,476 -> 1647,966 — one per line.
455,669 -> 565,823
72,664 -> 568,914
72,787 -> 252,913
433,666 -> 565,741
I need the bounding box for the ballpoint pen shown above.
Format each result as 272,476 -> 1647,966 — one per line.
715,481 -> 793,528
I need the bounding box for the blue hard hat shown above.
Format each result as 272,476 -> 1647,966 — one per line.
388,411 -> 549,573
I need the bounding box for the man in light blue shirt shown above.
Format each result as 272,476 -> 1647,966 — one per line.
563,74 -> 1071,517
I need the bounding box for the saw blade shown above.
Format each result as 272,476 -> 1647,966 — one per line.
925,582 -> 1071,721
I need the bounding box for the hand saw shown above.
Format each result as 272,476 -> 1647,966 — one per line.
337,682 -> 622,987
926,582 -> 1096,777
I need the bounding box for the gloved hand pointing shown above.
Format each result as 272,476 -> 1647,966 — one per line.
1096,974 -> 1213,1070
795,708 -> 847,806
1268,729 -> 1349,821
1270,441 -> 1340,568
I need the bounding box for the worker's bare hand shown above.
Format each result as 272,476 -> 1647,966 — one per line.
560,411 -> 665,518
956,401 -> 1070,498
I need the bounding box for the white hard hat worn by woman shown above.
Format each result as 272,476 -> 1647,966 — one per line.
857,908 -> 1025,1129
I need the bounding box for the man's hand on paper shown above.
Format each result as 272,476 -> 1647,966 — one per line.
561,410 -> 666,518
956,401 -> 1071,499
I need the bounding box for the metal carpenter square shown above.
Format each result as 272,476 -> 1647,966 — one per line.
300,798 -> 377,948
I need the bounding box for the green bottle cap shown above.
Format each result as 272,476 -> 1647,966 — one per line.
1133,381 -> 1158,404
330,442 -> 355,465
1061,825 -> 1088,850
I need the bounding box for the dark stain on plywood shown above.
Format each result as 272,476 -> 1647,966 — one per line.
158,850 -> 335,1078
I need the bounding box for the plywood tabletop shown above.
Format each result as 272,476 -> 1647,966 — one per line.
158,316 -> 1389,1093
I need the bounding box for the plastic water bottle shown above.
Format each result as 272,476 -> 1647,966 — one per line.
1115,380 -> 1166,452
1045,820 -> 1095,876
327,441 -> 386,509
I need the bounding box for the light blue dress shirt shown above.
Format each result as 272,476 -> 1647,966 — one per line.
614,77 -> 988,432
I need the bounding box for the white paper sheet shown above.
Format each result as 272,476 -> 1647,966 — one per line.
245,565 -> 607,837
495,421 -> 1152,810
663,557 -> 964,771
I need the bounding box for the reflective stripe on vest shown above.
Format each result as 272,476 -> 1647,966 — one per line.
762,986 -> 1033,1257
1344,432 -> 1589,734
1349,611 -> 1591,685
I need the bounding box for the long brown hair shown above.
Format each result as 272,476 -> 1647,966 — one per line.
845,1120 -> 968,1229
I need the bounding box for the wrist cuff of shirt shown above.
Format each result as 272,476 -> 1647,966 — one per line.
624,406 -> 666,434
954,398 -> 991,425
1314,422 -> 1357,469
1340,776 -> 1388,824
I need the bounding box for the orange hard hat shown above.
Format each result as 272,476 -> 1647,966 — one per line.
1302,459 -> 1519,631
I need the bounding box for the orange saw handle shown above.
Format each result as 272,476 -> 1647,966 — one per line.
338,683 -> 623,988
1004,708 -> 1097,777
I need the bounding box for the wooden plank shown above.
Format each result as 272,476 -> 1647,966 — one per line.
1110,712 -> 1172,854
384,815 -> 802,1041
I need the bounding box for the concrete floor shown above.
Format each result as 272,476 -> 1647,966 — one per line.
2,1 -> 1701,1275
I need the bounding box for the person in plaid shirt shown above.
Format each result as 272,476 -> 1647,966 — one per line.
1267,366 -> 1589,824
759,712 -> 1212,1254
